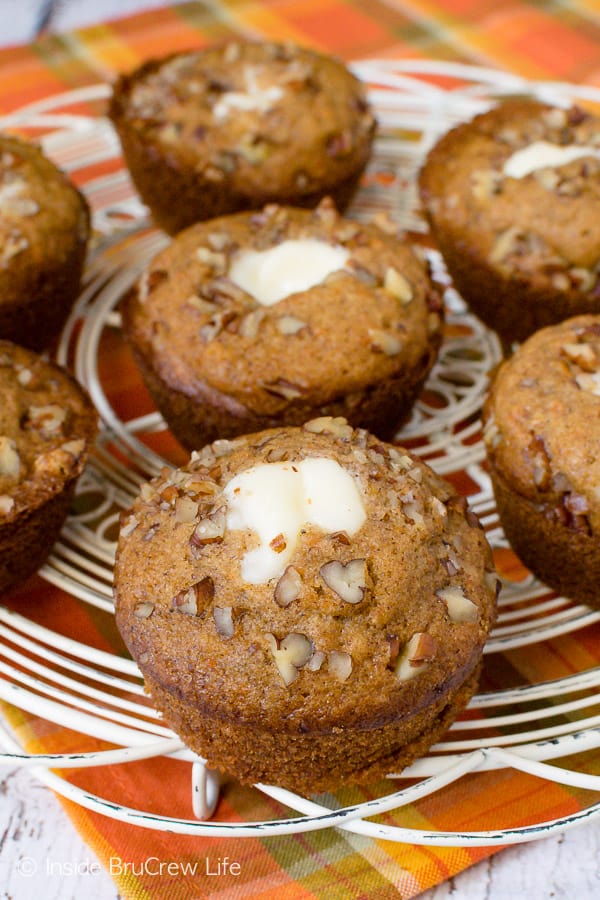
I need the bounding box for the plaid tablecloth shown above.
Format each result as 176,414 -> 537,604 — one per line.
1,2 -> 600,898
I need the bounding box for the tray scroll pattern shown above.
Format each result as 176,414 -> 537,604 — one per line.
1,63 -> 599,842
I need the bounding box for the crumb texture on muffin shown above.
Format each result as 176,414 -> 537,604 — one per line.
114,420 -> 497,792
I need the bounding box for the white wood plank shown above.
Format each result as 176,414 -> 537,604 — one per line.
419,823 -> 600,899
0,0 -> 189,47
38,0 -> 187,37
0,767 -> 119,899
0,0 -> 47,46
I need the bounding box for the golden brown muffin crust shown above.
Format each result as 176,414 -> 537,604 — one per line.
419,100 -> 600,343
0,134 -> 90,349
122,200 -> 443,440
0,341 -> 97,520
114,421 -> 497,788
484,315 -> 600,535
109,41 -> 376,232
0,341 -> 98,594
420,99 -> 600,272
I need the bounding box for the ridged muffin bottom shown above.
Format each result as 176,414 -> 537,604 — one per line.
490,464 -> 600,609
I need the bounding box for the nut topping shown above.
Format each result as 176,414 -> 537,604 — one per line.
238,309 -> 265,338
262,379 -> 303,400
386,634 -> 401,667
120,515 -> 138,538
212,438 -> 239,457
306,649 -> 326,671
214,606 -> 234,638
485,570 -> 502,598
561,342 -> 596,369
328,650 -> 353,682
400,492 -> 425,526
200,311 -> 235,341
172,576 -> 215,615
186,294 -> 217,314
575,371 -> 600,396
207,231 -> 230,251
172,587 -> 198,616
471,168 -> 503,199
542,107 -> 568,129
277,315 -> 307,335
133,601 -> 155,619
388,448 -> 412,471
174,496 -> 199,523
384,267 -> 413,304
196,246 -> 226,270
267,632 -> 313,686
395,632 -> 437,681
0,494 -> 14,514
564,491 -> 589,515
368,329 -> 402,356
274,565 -> 303,606
24,404 -> 66,436
0,436 -> 20,478
60,439 -> 86,458
303,416 -> 353,440
489,226 -> 522,264
190,506 -> 226,546
435,586 -> 478,623
1,231 -> 28,265
319,558 -> 368,604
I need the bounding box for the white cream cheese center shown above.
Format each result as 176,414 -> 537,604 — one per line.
228,239 -> 349,306
503,140 -> 600,178
224,458 -> 366,583
213,66 -> 284,120
228,238 -> 350,306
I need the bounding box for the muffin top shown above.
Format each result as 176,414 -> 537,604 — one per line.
123,200 -> 443,418
109,41 -> 376,199
0,133 -> 89,287
114,419 -> 497,732
0,341 -> 97,521
483,315 -> 600,533
419,99 -> 600,283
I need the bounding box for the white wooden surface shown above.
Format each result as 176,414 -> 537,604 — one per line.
0,2 -> 598,898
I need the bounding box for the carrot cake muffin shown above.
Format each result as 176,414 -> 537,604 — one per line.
0,341 -> 97,594
114,418 -> 498,793
122,199 -> 444,450
0,133 -> 90,350
418,99 -> 600,346
109,41 -> 376,234
483,315 -> 600,606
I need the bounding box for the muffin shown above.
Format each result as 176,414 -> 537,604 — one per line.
0,133 -> 90,350
418,99 -> 600,346
483,315 -> 600,606
108,41 -> 376,234
114,418 -> 498,793
0,341 -> 97,594
121,199 -> 444,450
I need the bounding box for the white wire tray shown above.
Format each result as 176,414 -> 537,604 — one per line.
0,59 -> 599,844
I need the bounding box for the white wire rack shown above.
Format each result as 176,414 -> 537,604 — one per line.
0,60 -> 599,843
